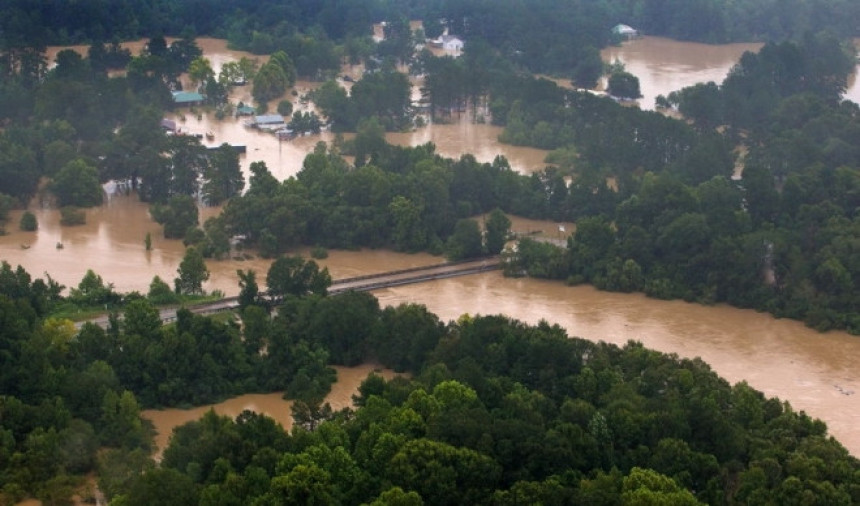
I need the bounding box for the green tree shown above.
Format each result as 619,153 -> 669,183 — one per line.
608,71 -> 642,100
571,47 -> 604,88
265,464 -> 337,505
277,99 -> 293,117
69,269 -> 119,306
175,247 -> 209,295
237,269 -> 260,310
621,467 -> 703,505
148,275 -> 179,305
150,195 -> 199,239
121,468 -> 198,506
368,487 -> 424,506
484,209 -> 512,254
51,159 -> 103,207
266,256 -> 331,299
446,218 -> 484,260
187,56 -> 214,89
100,390 -> 148,449
19,211 -> 37,231
386,439 -> 501,505
203,144 -> 244,205
389,196 -> 425,251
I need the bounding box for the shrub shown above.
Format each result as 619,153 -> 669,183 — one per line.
19,211 -> 37,231
277,99 -> 293,116
60,207 -> 86,226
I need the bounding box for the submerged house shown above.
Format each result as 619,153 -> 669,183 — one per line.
441,35 -> 464,52
171,90 -> 204,107
612,24 -> 640,39
236,104 -> 256,116
429,34 -> 465,52
247,114 -> 286,131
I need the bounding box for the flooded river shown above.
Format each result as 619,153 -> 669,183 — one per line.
375,274 -> 860,456
5,195 -> 859,456
17,37 -> 860,460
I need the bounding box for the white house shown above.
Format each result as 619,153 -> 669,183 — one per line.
612,24 -> 639,39
440,34 -> 464,52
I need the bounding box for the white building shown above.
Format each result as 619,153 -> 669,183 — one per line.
440,34 -> 464,52
612,24 -> 639,39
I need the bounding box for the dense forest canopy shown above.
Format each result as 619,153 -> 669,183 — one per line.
0,261 -> 859,504
6,0 -> 860,45
1,1 -> 860,504
2,0 -> 859,73
0,0 -> 857,332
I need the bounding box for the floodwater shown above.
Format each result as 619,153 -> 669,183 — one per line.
374,274 -> 860,456
0,194 -> 443,295
603,36 -> 860,110
19,37 -> 860,461
601,36 -> 763,110
142,364 -> 402,458
162,38 -> 549,179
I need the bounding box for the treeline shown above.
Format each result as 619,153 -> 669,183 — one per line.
489,34 -> 860,334
4,0 -> 858,80
86,304 -> 860,504
313,70 -> 413,132
2,257 -> 859,504
218,137 -> 587,258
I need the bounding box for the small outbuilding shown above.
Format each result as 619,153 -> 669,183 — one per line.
236,104 -> 256,116
171,90 -> 204,107
160,119 -> 177,132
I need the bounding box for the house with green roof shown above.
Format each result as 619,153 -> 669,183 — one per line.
171,90 -> 204,107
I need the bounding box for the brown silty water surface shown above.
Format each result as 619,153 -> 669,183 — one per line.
601,36 -> 763,110
20,37 -> 860,459
374,274 -> 860,456
0,195 -> 444,295
142,364 -> 402,458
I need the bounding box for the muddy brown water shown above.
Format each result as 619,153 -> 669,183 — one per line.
142,364 -> 402,458
0,195 -> 443,295
374,274 -> 860,456
601,36 -> 764,110
16,38 -> 860,460
602,36 -> 860,110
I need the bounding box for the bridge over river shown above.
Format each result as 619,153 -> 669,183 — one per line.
79,257 -> 501,328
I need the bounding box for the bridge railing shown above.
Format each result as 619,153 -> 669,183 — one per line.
330,256 -> 499,285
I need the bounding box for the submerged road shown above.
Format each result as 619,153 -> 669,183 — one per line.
78,257 -> 501,328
